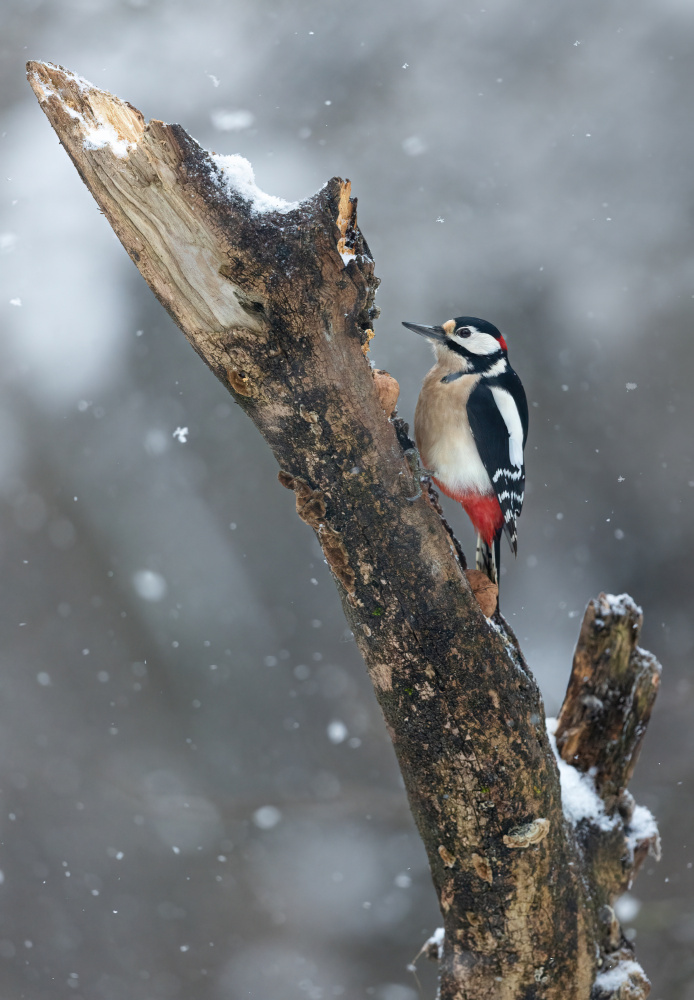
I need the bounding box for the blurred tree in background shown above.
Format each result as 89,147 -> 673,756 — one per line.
1,2 -> 693,998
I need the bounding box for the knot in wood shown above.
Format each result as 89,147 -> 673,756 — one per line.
226,367 -> 253,397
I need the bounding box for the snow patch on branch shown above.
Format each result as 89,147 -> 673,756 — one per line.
600,592 -> 643,619
626,803 -> 661,860
83,122 -> 133,158
32,62 -> 96,99
593,959 -> 646,994
210,153 -> 299,214
407,926 -> 444,973
546,718 -> 618,832
427,926 -> 445,959
547,717 -> 660,856
633,644 -> 661,674
31,63 -> 135,159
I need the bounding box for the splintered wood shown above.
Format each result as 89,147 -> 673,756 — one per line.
556,593 -> 661,804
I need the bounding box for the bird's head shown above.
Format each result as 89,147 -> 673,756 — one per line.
402,316 -> 508,364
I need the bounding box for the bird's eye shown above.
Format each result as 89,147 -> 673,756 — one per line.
455,327 -> 471,338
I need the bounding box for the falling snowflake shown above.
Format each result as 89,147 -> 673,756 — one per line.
173,426 -> 189,443
210,109 -> 254,132
253,805 -> 282,829
402,135 -> 426,156
327,720 -> 348,744
132,570 -> 167,602
625,383 -> 637,391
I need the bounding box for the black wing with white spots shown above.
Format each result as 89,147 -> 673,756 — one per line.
467,367 -> 528,554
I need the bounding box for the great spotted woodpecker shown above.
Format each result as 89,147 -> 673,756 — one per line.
403,316 -> 528,585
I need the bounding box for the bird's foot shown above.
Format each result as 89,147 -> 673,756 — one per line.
404,448 -> 435,501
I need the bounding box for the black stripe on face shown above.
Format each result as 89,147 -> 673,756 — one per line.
444,339 -> 472,358
445,340 -> 503,372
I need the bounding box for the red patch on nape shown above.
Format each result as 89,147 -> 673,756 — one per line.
434,479 -> 503,546
498,335 -> 508,352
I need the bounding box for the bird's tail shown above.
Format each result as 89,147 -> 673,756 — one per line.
476,533 -> 500,586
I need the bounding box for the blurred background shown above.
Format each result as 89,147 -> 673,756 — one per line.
0,1 -> 692,997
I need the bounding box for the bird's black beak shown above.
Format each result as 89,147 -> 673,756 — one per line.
401,321 -> 446,343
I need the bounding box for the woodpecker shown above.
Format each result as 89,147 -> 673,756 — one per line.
403,316 -> 528,585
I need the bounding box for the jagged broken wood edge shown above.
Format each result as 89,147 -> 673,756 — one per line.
555,592 -> 662,880
556,594 -> 661,802
26,62 -> 354,365
554,594 -> 661,997
27,61 -> 660,1000
556,593 -> 661,860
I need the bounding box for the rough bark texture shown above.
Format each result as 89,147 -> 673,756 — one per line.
28,61 -> 662,1000
556,594 -> 661,809
554,595 -> 661,1000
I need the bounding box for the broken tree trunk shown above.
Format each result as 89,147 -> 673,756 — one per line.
27,61 -> 662,1000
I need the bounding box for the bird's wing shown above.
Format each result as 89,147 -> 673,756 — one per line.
467,370 -> 528,554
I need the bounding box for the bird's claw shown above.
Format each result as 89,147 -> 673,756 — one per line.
404,448 -> 434,501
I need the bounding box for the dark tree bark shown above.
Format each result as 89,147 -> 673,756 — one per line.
28,61 -> 661,1000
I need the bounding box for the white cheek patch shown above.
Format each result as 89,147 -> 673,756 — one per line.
490,386 -> 524,468
449,328 -> 500,355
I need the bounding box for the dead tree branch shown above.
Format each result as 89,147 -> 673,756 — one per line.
28,61 -> 661,1000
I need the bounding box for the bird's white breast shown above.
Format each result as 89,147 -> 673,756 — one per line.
414,369 -> 492,496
